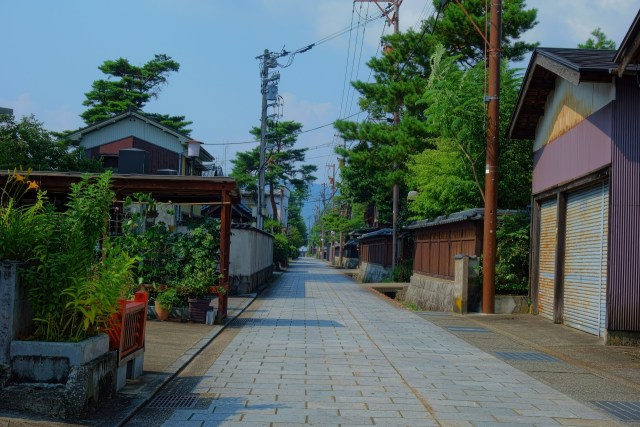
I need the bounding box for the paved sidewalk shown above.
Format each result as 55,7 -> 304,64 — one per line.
130,258 -> 624,426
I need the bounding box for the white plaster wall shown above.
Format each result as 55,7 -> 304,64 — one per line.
230,227 -> 273,276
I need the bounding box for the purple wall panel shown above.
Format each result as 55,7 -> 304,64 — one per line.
532,104 -> 613,195
608,76 -> 640,332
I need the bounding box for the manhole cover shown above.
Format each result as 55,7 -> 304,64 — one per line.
446,326 -> 490,333
147,394 -> 199,409
494,351 -> 560,362
591,401 -> 640,421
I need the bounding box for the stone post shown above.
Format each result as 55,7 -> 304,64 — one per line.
0,261 -> 20,366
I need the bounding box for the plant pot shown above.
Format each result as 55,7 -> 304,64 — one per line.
188,298 -> 211,323
155,301 -> 170,321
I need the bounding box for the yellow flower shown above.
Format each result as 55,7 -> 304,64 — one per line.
27,180 -> 39,190
15,173 -> 25,183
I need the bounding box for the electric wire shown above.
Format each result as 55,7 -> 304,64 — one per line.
337,3 -> 358,124
346,1 -> 371,119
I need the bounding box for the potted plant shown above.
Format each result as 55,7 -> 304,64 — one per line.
169,218 -> 221,323
154,288 -> 178,321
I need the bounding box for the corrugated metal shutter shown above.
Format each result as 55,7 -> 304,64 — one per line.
563,183 -> 609,336
538,199 -> 558,320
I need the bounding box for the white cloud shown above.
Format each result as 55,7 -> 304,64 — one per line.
280,92 -> 334,126
522,0 -> 638,48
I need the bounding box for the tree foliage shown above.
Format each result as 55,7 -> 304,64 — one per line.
0,114 -> 102,172
231,120 -> 317,225
80,54 -> 192,135
407,46 -> 531,219
334,0 -> 537,225
578,28 -> 616,49
425,0 -> 538,66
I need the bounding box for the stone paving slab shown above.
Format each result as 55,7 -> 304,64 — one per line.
142,258 -> 623,426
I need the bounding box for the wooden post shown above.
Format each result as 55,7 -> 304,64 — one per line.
217,191 -> 232,323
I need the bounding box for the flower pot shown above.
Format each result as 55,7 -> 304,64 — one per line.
188,298 -> 211,323
155,301 -> 170,321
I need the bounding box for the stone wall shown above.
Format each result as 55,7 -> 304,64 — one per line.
342,257 -> 359,269
358,261 -> 392,283
404,256 -> 481,313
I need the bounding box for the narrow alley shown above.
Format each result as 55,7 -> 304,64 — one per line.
126,258 -> 620,426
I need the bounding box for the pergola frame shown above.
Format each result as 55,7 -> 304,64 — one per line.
1,171 -> 241,323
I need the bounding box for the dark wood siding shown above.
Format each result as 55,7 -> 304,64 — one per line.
131,138 -> 180,173
412,222 -> 482,280
609,76 -> 640,332
89,136 -> 180,174
360,236 -> 392,267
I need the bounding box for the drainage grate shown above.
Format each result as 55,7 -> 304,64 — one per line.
416,312 -> 451,317
591,401 -> 640,421
231,318 -> 258,327
494,351 -> 560,362
446,326 -> 490,333
147,394 -> 199,409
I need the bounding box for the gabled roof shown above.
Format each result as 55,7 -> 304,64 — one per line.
614,9 -> 640,76
67,110 -> 214,162
68,110 -> 190,142
508,48 -> 625,140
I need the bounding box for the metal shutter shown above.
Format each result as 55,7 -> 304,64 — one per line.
563,183 -> 608,336
538,199 -> 558,320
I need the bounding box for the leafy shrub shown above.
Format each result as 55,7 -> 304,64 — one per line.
495,213 -> 530,295
23,172 -> 136,342
391,259 -> 413,283
0,169 -> 48,261
273,233 -> 289,266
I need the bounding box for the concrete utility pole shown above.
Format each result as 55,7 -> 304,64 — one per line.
257,49 -> 270,230
482,0 -> 502,314
355,0 -> 403,268
256,49 -> 280,230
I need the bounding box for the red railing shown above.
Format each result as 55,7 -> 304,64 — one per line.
108,291 -> 148,366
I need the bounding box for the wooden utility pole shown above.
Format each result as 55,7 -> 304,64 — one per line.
355,0 -> 403,268
482,0 -> 502,314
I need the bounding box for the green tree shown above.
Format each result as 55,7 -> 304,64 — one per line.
426,0 -> 538,66
231,120 -> 317,225
80,54 -> 192,135
0,114 -> 102,172
578,28 -> 616,49
334,0 -> 537,225
407,46 -> 531,219
334,31 -> 434,224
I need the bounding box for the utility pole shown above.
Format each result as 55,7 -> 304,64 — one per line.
327,163 -> 336,208
321,183 -> 327,260
256,50 -> 280,230
257,49 -> 270,230
482,0 -> 502,314
356,0 -> 402,268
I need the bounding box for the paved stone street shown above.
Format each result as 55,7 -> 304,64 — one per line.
128,258 -> 619,426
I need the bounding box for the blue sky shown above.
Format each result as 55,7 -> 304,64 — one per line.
2,0 -> 638,220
